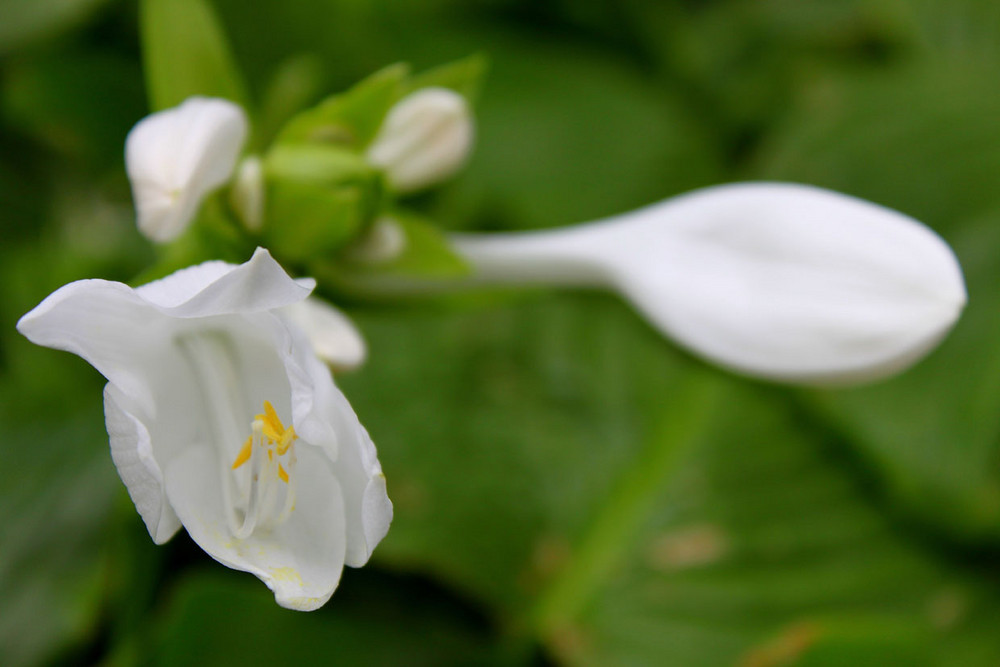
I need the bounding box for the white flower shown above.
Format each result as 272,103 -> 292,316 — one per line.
367,87 -> 474,193
17,248 -> 391,610
126,97 -> 248,243
450,182 -> 967,385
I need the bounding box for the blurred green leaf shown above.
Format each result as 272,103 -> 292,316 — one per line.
147,569 -> 496,666
139,0 -> 249,111
0,0 -> 113,55
404,53 -> 490,104
275,63 -> 410,149
255,55 -> 326,150
2,51 -> 145,167
340,293 -> 1000,665
0,403 -> 115,667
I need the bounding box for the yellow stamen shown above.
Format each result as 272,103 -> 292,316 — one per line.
278,464 -> 289,483
233,401 -> 297,470
277,426 -> 296,455
231,436 -> 252,469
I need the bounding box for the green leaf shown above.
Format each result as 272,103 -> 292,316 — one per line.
339,293 -> 1000,665
1,51 -> 146,167
254,55 -> 326,150
146,569 -> 497,666
404,53 -> 490,104
0,401 -> 116,667
274,63 -> 410,149
0,0 -> 113,56
139,0 -> 249,111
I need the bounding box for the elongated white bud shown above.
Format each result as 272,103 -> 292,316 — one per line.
125,97 -> 247,242
451,183 -> 967,385
366,88 -> 473,193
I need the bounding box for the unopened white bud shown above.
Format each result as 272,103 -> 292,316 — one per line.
125,97 -> 247,242
451,183 -> 967,386
366,88 -> 473,193
230,156 -> 265,232
282,297 -> 367,371
346,216 -> 407,265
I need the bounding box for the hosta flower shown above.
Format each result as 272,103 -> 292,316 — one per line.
450,182 -> 967,385
126,97 -> 247,242
367,87 -> 474,193
17,248 -> 391,610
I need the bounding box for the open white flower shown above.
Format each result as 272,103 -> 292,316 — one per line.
367,87 -> 474,193
450,182 -> 967,385
17,248 -> 391,610
126,97 -> 248,242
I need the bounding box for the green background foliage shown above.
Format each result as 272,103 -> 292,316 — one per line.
2,0 -> 1000,665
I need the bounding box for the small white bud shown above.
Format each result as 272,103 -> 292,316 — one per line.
366,88 -> 473,193
125,97 -> 247,242
282,297 -> 368,371
450,183 -> 967,385
346,216 -> 407,265
230,156 -> 265,232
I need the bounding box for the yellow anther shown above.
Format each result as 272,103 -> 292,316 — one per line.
255,400 -> 297,453
278,464 -> 289,483
231,436 -> 252,469
233,401 -> 297,471
257,400 -> 285,441
277,426 -> 296,455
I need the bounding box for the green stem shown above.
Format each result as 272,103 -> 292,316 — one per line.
531,371 -> 727,638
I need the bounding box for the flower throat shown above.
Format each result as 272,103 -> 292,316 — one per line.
176,332 -> 298,539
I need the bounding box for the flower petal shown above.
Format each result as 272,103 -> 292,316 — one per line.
137,247 -> 313,316
16,249 -> 312,416
274,313 -> 391,566
163,442 -> 347,611
282,297 -> 367,371
126,97 -> 247,242
104,384 -> 181,543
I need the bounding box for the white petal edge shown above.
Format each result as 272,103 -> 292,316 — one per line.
275,311 -> 392,566
104,384 -> 181,543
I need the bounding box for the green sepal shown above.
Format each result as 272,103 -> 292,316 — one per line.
261,178 -> 381,264
139,0 -> 250,112
403,53 -> 489,105
311,211 -> 469,296
274,63 -> 410,149
264,144 -> 373,186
